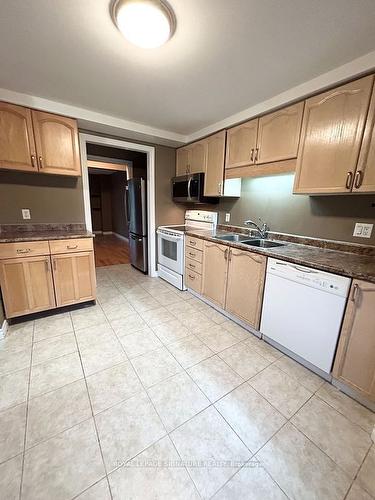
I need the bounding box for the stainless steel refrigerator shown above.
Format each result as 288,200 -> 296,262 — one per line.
127,178 -> 148,273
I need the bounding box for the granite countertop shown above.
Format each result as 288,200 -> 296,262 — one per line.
186,228 -> 375,284
0,224 -> 94,243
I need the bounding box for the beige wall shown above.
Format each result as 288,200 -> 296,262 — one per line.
0,171 -> 85,224
217,174 -> 375,244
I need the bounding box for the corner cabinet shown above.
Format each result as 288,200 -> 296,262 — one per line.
32,111 -> 81,176
333,280 -> 375,401
0,101 -> 81,176
200,241 -> 267,329
293,75 -> 374,194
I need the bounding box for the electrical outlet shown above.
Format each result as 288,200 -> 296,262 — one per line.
22,209 -> 31,220
225,213 -> 231,223
353,222 -> 373,238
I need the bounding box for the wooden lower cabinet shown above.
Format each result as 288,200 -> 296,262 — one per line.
0,256 -> 55,318
202,241 -> 229,308
333,280 -> 375,401
52,251 -> 96,307
225,249 -> 266,329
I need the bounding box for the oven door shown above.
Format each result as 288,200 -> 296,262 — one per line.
157,230 -> 184,274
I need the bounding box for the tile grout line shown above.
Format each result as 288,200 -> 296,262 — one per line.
18,320 -> 35,500
70,311 -> 114,500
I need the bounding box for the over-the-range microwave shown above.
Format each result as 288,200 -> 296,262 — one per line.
171,173 -> 218,204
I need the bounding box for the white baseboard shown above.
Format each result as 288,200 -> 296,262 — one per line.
0,319 -> 8,339
113,232 -> 129,242
102,231 -> 113,235
93,230 -> 102,234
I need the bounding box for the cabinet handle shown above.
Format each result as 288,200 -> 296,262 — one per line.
31,155 -> 37,168
250,148 -> 254,162
53,259 -> 57,271
189,240 -> 196,246
188,274 -> 195,280
228,249 -> 232,262
38,156 -> 43,169
189,263 -> 196,269
67,245 -> 78,249
350,283 -> 359,302
16,248 -> 31,254
224,248 -> 228,260
188,252 -> 195,257
345,171 -> 353,189
354,171 -> 363,189
44,259 -> 50,272
218,182 -> 222,195
254,148 -> 259,162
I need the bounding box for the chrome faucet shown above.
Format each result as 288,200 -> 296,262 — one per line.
244,218 -> 269,239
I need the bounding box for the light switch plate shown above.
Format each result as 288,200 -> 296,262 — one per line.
353,222 -> 373,238
225,213 -> 231,222
22,209 -> 31,220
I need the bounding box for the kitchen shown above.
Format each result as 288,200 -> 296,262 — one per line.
0,1 -> 375,500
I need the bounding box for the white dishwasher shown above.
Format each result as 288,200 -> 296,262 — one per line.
260,258 -> 351,375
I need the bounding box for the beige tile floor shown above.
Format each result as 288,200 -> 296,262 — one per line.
0,263 -> 374,500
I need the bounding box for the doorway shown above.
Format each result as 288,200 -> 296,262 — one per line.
79,134 -> 157,276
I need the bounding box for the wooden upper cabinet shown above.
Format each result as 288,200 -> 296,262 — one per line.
0,103 -> 37,172
176,147 -> 190,175
0,256 -> 55,318
354,83 -> 375,192
256,102 -> 304,164
32,110 -> 81,176
225,119 -> 258,169
225,249 -> 266,329
204,131 -> 226,196
293,75 -> 374,194
333,280 -> 375,401
202,241 -> 228,308
189,140 -> 207,173
52,251 -> 96,307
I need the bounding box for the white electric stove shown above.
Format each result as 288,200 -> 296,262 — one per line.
157,210 -> 218,290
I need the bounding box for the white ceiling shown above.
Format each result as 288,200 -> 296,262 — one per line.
1,0 -> 375,142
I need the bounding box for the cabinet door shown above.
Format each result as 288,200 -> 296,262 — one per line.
202,242 -> 228,308
0,256 -> 55,318
354,83 -> 375,192
204,131 -> 226,196
52,252 -> 96,307
256,102 -> 304,164
189,140 -> 207,173
294,75 -> 374,194
225,119 -> 258,169
225,249 -> 266,329
333,280 -> 375,401
32,111 -> 81,176
176,147 -> 190,175
0,103 -> 37,172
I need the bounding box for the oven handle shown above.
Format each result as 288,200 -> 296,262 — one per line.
157,230 -> 183,242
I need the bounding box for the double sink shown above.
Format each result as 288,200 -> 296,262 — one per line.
213,233 -> 285,248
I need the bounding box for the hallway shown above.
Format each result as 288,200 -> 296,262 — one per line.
94,234 -> 130,267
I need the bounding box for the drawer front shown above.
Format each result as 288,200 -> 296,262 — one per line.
185,268 -> 202,293
185,257 -> 202,275
0,241 -> 50,259
186,236 -> 203,251
49,238 -> 93,254
185,247 -> 203,263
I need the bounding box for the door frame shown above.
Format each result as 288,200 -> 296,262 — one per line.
79,133 -> 157,277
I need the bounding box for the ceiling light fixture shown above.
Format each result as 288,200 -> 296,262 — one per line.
111,0 -> 176,49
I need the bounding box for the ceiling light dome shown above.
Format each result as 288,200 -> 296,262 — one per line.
112,0 -> 176,49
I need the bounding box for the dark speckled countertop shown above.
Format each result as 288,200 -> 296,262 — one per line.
0,224 -> 94,243
186,228 -> 375,284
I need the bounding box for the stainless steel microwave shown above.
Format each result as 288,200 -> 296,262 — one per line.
172,173 -> 218,204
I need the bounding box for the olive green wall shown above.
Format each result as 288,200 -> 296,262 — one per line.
217,174 -> 375,244
0,171 -> 85,224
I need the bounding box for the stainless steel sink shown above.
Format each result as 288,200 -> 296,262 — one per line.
241,239 -> 285,248
213,233 -> 250,242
